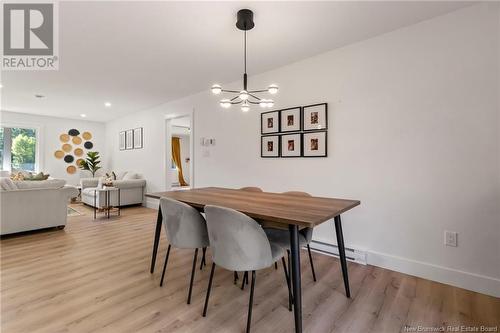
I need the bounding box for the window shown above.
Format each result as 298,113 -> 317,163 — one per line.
0,126 -> 38,172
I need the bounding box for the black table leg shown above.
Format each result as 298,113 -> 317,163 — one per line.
334,215 -> 350,298
150,205 -> 163,274
289,224 -> 302,333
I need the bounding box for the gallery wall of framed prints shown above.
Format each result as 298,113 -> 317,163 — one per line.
119,127 -> 143,151
260,103 -> 328,158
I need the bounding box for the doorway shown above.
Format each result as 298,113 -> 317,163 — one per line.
167,115 -> 192,191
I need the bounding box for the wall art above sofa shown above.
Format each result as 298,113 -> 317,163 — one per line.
119,127 -> 143,151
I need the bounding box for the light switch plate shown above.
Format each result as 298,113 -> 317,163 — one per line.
444,231 -> 458,247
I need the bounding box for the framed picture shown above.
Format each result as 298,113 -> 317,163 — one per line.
261,111 -> 280,134
133,127 -> 143,149
261,135 -> 280,158
119,131 -> 126,151
280,107 -> 301,132
303,103 -> 328,131
280,133 -> 301,157
125,129 -> 134,150
303,131 -> 327,157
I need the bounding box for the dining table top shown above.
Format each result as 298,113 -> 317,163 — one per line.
146,187 -> 360,227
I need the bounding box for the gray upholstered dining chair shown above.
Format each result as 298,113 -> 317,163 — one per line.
263,191 -> 317,282
202,205 -> 291,333
159,197 -> 210,304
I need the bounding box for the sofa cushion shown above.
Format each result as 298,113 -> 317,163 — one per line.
15,179 -> 66,190
116,171 -> 128,180
123,172 -> 139,180
0,177 -> 17,191
112,179 -> 146,189
82,187 -> 98,196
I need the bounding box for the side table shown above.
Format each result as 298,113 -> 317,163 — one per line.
93,187 -> 121,219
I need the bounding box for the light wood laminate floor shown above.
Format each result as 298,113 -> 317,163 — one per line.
1,205 -> 499,333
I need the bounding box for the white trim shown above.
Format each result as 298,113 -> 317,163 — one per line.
311,239 -> 500,297
367,250 -> 500,298
163,110 -> 194,191
0,121 -> 44,173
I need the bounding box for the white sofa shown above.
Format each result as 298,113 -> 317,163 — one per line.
80,172 -> 146,208
0,178 -> 78,235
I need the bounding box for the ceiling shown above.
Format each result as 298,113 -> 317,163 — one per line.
0,1 -> 473,122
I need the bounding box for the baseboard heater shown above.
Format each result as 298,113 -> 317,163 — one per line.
308,240 -> 367,265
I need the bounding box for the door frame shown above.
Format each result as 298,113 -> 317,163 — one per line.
163,110 -> 194,191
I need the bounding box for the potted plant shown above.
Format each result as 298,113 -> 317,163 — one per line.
79,151 -> 101,178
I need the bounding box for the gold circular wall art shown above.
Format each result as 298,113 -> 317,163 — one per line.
59,134 -> 70,142
58,129 -> 95,174
82,132 -> 92,140
62,143 -> 72,152
74,148 -> 84,157
72,136 -> 82,145
66,165 -> 77,174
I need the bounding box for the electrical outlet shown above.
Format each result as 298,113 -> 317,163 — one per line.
444,231 -> 458,247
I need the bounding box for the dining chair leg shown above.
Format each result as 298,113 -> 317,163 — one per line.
187,248 -> 198,304
282,257 -> 293,311
202,263 -> 216,317
200,247 -> 206,270
246,270 -> 256,333
287,250 -> 291,279
241,271 -> 248,290
234,271 -> 239,284
159,244 -> 171,287
334,215 -> 350,298
275,262 -> 278,270
307,244 -> 317,282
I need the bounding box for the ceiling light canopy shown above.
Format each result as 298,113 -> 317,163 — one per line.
104,102 -> 112,107
211,9 -> 278,112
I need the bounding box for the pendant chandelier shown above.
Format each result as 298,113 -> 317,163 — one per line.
211,9 -> 278,112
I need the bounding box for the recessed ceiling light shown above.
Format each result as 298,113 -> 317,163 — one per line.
0,83 -> 3,88
34,94 -> 45,98
104,102 -> 112,107
80,114 -> 87,118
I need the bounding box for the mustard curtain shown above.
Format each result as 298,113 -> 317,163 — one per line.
171,137 -> 188,186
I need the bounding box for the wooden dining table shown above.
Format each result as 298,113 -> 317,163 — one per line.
146,187 -> 360,333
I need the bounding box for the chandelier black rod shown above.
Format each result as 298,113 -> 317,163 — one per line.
244,30 -> 247,75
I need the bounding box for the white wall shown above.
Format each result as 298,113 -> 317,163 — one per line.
1,111 -> 106,185
106,4 -> 500,296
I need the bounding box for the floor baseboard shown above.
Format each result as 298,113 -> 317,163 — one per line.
367,250 -> 500,298
312,238 -> 500,297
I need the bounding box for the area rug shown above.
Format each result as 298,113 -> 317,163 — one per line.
67,206 -> 83,217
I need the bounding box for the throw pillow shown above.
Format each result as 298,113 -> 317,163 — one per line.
0,177 -> 17,190
10,172 -> 25,181
123,172 -> 138,180
24,172 -> 50,181
115,171 -> 128,180
97,177 -> 104,189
